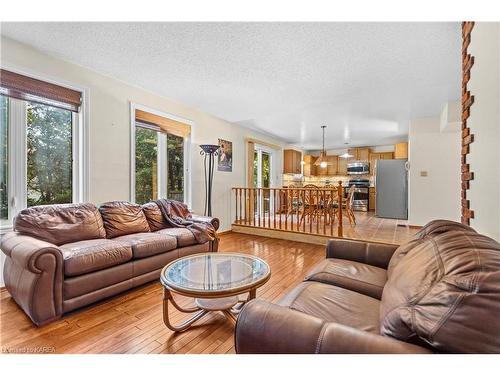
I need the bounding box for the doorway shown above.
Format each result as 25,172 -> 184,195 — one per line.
253,147 -> 273,215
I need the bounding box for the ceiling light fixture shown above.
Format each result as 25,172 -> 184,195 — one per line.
314,125 -> 332,168
339,142 -> 354,159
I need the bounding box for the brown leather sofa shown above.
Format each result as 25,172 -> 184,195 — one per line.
1,201 -> 219,327
235,220 -> 500,354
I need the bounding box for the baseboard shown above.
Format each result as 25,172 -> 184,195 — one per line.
217,230 -> 232,236
408,225 -> 423,229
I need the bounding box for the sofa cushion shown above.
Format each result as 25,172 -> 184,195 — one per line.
157,227 -> 198,247
142,202 -> 168,232
278,281 -> 380,333
305,259 -> 387,299
113,232 -> 177,259
14,203 -> 106,246
60,239 -> 133,277
99,201 -> 150,238
380,229 -> 500,353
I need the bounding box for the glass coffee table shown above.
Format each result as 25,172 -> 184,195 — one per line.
160,252 -> 271,332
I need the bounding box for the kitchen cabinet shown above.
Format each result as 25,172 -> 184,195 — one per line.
318,155 -> 338,176
348,147 -> 371,161
369,187 -> 376,211
394,142 -> 408,159
327,155 -> 338,175
380,152 -> 394,160
356,148 -> 370,161
303,155 -> 317,177
338,157 -> 348,175
284,149 -> 302,174
369,153 -> 381,175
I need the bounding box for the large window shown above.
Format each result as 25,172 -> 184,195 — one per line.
26,102 -> 73,206
0,69 -> 84,227
0,96 -> 8,220
133,107 -> 189,205
135,125 -> 159,204
166,134 -> 184,202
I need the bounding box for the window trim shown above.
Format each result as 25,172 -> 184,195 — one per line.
129,102 -> 193,208
0,65 -> 89,232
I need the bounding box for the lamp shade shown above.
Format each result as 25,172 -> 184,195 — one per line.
314,151 -> 332,168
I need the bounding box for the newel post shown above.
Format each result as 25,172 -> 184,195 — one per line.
337,181 -> 343,237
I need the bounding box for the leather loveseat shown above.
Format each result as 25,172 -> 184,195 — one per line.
0,201 -> 219,326
235,220 -> 500,354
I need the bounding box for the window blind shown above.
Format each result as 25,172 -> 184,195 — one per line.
135,109 -> 191,138
0,69 -> 82,112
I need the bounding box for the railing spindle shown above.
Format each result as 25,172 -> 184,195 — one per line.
302,189 -> 306,232
337,181 -> 343,237
330,188 -> 334,236
273,189 -> 277,229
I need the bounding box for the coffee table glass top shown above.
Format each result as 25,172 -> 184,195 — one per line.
161,253 -> 270,294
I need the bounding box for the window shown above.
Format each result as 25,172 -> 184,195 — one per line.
166,134 -> 184,202
253,148 -> 272,213
0,96 -> 8,220
135,125 -> 159,204
26,102 -> 73,206
0,69 -> 84,227
132,106 -> 190,205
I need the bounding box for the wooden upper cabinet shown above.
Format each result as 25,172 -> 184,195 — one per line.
348,147 -> 370,161
394,142 -> 408,159
338,157 -> 348,175
303,155 -> 317,177
327,155 -> 338,175
356,148 -> 370,161
284,149 -> 302,174
369,153 -> 381,175
380,152 -> 394,160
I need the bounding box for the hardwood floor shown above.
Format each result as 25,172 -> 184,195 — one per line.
235,211 -> 419,245
0,218 -> 416,354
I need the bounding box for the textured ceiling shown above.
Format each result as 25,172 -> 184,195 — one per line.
0,22 -> 461,149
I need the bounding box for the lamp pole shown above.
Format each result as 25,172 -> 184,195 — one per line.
200,144 -> 220,216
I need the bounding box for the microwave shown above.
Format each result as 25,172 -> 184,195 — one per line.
347,161 -> 370,175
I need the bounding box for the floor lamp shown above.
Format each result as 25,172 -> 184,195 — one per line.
200,144 -> 220,217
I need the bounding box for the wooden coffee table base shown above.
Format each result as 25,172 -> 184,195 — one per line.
162,288 -> 256,332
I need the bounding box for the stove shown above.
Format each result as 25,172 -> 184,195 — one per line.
347,179 -> 370,212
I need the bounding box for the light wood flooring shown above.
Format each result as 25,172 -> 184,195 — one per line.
235,211 -> 419,244
0,216 -> 417,354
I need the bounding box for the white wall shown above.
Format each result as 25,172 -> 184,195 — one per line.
467,22 -> 500,241
0,37 -> 285,285
408,117 -> 461,226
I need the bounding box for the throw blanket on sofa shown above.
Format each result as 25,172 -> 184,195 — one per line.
154,199 -> 216,244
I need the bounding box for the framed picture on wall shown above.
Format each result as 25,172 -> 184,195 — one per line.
217,138 -> 233,172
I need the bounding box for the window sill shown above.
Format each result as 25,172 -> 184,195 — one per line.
0,222 -> 13,235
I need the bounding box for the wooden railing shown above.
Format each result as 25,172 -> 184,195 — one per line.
232,181 -> 344,237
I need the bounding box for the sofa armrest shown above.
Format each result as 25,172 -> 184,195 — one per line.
1,232 -> 64,326
326,238 -> 399,269
190,214 -> 220,232
235,300 -> 431,354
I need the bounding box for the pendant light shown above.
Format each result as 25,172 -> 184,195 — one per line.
339,142 -> 354,159
314,125 -> 331,168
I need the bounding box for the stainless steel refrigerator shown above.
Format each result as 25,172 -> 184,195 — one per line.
375,159 -> 408,219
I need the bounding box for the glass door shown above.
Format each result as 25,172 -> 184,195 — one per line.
253,148 -> 272,215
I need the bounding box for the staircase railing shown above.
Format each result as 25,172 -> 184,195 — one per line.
231,181 -> 344,237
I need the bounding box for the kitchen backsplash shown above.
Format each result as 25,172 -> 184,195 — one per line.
282,174 -> 374,187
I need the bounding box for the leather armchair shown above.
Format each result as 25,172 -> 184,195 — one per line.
235,300 -> 431,354
1,232 -> 63,326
